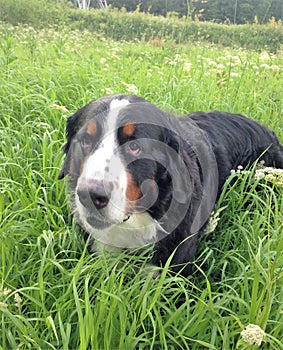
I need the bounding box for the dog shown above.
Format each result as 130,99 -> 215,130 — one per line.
58,94 -> 283,276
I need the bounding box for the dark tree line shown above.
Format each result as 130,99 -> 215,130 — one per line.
192,0 -> 283,24
100,0 -> 282,23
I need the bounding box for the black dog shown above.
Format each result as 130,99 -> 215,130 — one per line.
59,94 -> 283,276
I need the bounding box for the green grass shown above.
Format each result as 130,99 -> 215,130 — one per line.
0,22 -> 282,349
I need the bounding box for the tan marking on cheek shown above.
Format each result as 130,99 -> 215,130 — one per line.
126,171 -> 141,202
123,123 -> 135,137
86,120 -> 97,136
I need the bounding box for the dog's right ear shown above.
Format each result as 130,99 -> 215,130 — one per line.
58,143 -> 72,180
58,108 -> 86,180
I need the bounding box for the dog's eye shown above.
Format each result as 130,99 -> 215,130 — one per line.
127,141 -> 140,155
80,136 -> 93,149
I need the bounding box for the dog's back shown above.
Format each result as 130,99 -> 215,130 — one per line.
180,111 -> 283,188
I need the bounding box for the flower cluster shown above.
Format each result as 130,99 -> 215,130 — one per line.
231,164 -> 283,188
0,286 -> 11,308
241,324 -> 266,346
254,167 -> 283,187
0,286 -> 22,309
204,209 -> 222,234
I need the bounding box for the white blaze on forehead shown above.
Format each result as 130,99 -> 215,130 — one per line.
109,98 -> 130,111
82,98 -> 130,181
77,98 -> 130,222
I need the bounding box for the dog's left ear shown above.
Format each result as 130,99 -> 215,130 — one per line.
162,128 -> 197,205
58,107 -> 86,180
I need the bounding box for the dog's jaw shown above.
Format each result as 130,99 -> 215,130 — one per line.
77,211 -> 160,251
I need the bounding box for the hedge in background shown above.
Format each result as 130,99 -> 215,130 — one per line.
0,0 -> 282,52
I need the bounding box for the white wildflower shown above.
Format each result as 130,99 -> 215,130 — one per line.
259,51 -> 271,60
231,55 -> 241,63
254,170 -> 265,180
217,63 -> 225,70
260,64 -> 280,71
121,81 -> 139,95
50,104 -> 69,113
100,57 -> 107,64
254,167 -> 283,187
112,53 -> 121,60
204,212 -> 220,234
207,60 -> 217,67
265,173 -> 276,180
111,47 -> 121,53
241,324 -> 266,346
0,302 -> 8,308
204,207 -> 226,234
236,164 -> 244,174
101,87 -> 114,95
0,287 -> 12,297
270,65 -> 280,71
183,62 -> 193,72
260,63 -> 270,69
257,160 -> 266,169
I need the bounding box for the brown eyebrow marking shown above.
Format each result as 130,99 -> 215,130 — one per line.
122,123 -> 135,137
86,120 -> 97,136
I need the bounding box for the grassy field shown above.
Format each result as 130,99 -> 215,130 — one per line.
0,21 -> 283,349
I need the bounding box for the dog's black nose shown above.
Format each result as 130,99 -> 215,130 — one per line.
77,180 -> 112,210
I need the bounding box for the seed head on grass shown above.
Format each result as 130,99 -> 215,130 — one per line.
14,293 -> 22,309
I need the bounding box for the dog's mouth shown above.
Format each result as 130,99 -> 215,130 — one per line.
123,214 -> 131,222
85,212 -> 132,229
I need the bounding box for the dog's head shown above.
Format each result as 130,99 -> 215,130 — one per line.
59,94 -> 216,249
